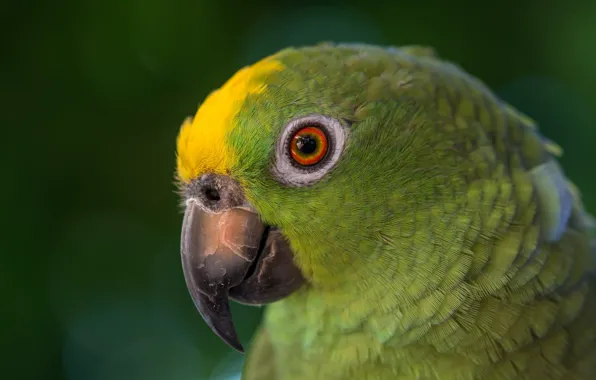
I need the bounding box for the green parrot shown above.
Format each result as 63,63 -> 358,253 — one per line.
175,43 -> 596,380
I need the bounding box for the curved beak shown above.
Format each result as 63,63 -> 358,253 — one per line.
181,196 -> 304,352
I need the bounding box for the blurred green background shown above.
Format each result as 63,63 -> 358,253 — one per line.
1,0 -> 595,379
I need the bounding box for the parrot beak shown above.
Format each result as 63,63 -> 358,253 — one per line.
180,175 -> 304,353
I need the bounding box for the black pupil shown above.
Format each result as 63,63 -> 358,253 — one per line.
295,135 -> 318,155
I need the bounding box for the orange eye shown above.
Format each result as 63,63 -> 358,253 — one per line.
290,126 -> 329,166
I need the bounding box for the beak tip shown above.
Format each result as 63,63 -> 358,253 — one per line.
230,341 -> 245,354
211,322 -> 244,353
192,291 -> 245,354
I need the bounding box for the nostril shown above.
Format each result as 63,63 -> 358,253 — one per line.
204,186 -> 220,202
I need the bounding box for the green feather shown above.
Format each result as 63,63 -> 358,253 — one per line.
221,43 -> 596,380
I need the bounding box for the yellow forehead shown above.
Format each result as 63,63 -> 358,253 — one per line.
176,56 -> 285,183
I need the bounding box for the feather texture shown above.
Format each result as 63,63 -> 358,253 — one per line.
183,44 -> 596,380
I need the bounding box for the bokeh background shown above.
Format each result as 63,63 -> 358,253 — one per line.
2,0 -> 595,379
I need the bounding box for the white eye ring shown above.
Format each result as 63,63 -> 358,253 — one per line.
271,114 -> 347,187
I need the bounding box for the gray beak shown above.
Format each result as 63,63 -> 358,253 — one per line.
180,174 -> 304,352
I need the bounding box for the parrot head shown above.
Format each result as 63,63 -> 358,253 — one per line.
176,45 -> 462,352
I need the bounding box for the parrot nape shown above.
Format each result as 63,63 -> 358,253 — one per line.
175,43 -> 596,380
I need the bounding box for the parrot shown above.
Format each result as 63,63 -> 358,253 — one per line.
175,43 -> 596,380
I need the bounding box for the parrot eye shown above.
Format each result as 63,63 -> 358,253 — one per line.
290,126 -> 328,166
272,114 -> 347,187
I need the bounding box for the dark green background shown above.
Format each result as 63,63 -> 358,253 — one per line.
2,0 -> 595,379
